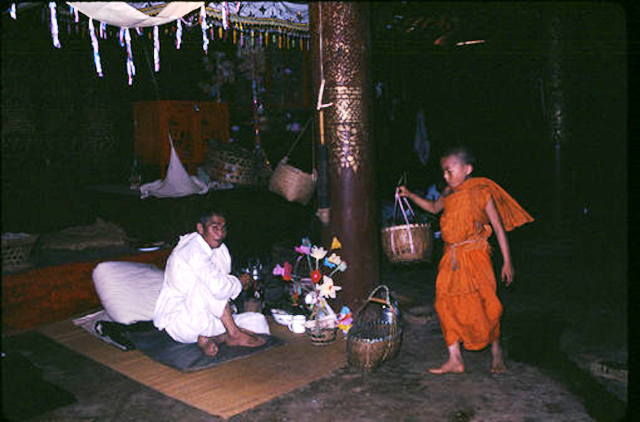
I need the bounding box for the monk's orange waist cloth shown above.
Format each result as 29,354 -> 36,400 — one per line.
435,238 -> 502,350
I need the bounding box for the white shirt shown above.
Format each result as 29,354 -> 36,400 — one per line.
153,232 -> 243,342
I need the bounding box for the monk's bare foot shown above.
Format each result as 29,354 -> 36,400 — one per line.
197,335 -> 219,357
491,356 -> 507,374
225,329 -> 266,348
491,341 -> 506,373
429,360 -> 465,374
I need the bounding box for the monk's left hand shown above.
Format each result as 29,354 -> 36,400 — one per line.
501,262 -> 514,286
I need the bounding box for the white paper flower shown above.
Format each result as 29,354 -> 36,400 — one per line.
305,291 -> 318,305
310,246 -> 328,266
326,253 -> 342,266
316,276 -> 341,299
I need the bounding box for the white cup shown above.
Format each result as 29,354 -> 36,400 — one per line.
288,315 -> 307,334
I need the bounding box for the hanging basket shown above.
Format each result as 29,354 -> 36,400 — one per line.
269,157 -> 316,205
347,285 -> 403,372
381,223 -> 433,263
268,117 -> 316,205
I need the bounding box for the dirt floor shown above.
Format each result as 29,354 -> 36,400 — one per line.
2,190 -> 630,421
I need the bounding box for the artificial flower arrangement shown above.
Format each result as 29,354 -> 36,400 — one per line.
272,236 -> 350,332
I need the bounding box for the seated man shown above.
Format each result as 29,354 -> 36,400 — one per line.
153,209 -> 268,357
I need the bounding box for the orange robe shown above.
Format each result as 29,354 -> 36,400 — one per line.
435,177 -> 533,350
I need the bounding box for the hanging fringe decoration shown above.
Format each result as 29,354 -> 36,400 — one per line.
119,27 -> 125,47
153,26 -> 160,72
176,19 -> 182,49
49,2 -> 61,49
88,19 -> 103,78
135,27 -> 143,36
73,5 -> 79,23
124,28 -> 136,85
10,3 -> 16,19
99,21 -> 106,39
200,4 -> 209,54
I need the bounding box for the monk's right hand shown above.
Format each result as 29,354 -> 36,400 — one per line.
397,185 -> 411,198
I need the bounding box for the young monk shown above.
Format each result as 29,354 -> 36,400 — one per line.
398,146 -> 533,374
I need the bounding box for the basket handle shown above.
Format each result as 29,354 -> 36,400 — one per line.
354,284 -> 393,317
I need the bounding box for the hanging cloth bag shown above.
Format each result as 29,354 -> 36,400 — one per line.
269,117 -> 316,205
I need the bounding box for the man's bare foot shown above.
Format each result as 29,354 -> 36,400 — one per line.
428,360 -> 465,374
225,329 -> 266,348
197,335 -> 220,357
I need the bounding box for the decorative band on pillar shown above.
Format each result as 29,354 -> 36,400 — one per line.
321,2 -> 371,177
329,86 -> 367,174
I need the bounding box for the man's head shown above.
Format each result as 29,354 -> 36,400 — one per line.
196,209 -> 228,249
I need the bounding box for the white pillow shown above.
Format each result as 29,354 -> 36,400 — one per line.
92,261 -> 164,324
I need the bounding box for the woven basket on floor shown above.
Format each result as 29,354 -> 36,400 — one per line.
381,223 -> 433,263
2,233 -> 39,272
269,157 -> 316,205
305,304 -> 338,346
347,285 -> 403,372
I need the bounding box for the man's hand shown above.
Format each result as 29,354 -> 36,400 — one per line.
238,272 -> 252,290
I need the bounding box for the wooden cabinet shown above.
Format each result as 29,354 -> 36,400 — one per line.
133,101 -> 229,176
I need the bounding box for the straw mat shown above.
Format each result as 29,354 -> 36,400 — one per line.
39,319 -> 346,419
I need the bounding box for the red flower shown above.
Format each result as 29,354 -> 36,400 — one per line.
311,269 -> 322,284
283,261 -> 292,281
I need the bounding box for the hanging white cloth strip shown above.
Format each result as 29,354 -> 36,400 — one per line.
175,18 -> 182,49
200,4 -> 209,53
221,1 -> 229,30
124,28 -> 135,85
49,2 -> 61,48
10,3 -> 16,19
88,19 -> 104,77
99,21 -> 106,38
67,2 -> 203,29
153,26 -> 160,72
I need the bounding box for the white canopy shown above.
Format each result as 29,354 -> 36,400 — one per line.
68,2 -> 203,28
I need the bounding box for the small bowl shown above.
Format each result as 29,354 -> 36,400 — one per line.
271,309 -> 293,325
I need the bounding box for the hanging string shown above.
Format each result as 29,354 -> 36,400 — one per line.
176,19 -> 182,49
118,27 -> 125,47
124,28 -> 136,85
88,19 -> 103,77
73,5 -> 79,23
10,3 -> 16,19
99,21 -> 106,39
200,4 -> 209,54
49,2 -> 61,49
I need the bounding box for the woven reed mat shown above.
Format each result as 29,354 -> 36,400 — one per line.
39,318 -> 346,419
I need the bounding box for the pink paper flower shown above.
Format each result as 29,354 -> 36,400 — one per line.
295,245 -> 310,255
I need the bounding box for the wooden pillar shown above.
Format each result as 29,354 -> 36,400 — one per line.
309,3 -> 378,311
544,8 -> 570,225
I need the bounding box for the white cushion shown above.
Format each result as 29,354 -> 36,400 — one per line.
92,261 -> 164,324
